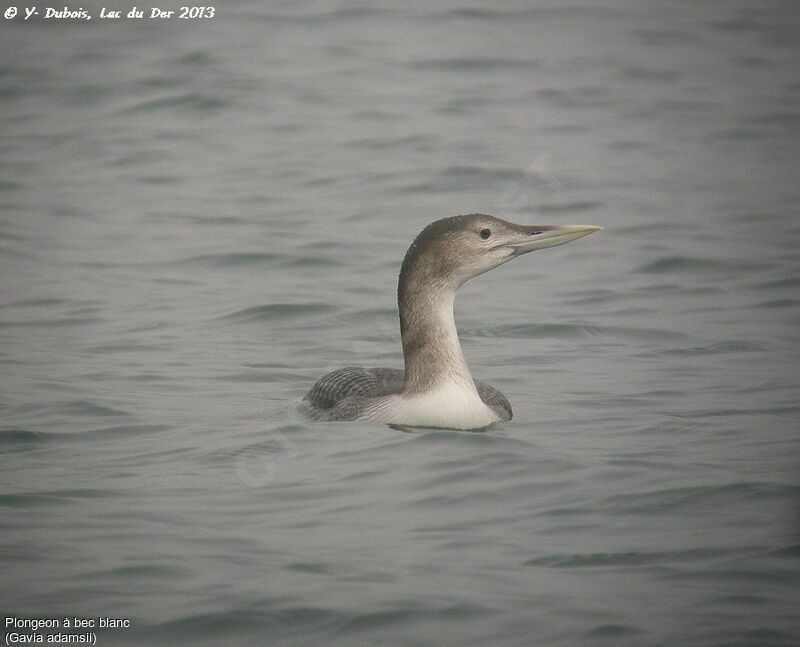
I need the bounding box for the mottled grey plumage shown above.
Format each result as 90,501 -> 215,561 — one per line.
304,214 -> 600,429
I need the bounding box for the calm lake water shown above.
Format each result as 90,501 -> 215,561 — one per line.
2,1 -> 799,645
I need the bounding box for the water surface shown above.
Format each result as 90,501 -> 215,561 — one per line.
2,1 -> 799,645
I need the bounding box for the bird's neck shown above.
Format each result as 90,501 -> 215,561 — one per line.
398,280 -> 476,396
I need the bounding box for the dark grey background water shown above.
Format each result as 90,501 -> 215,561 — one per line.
2,1 -> 799,645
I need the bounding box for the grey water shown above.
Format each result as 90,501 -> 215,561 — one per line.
2,1 -> 799,645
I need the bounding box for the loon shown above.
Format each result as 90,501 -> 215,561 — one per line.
304,214 -> 601,430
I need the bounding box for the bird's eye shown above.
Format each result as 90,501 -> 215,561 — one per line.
480,228 -> 491,239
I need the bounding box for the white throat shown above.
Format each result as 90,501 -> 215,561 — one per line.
386,289 -> 499,429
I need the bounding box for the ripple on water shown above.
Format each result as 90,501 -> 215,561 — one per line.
756,276 -> 800,290
638,255 -> 769,274
537,200 -> 605,213
469,322 -> 689,342
221,303 -> 338,323
524,547 -> 731,568
583,624 -> 643,640
0,424 -> 170,452
0,428 -> 51,453
659,341 -> 767,357
89,563 -> 193,580
120,92 -> 229,115
598,482 -> 800,516
408,57 -> 538,73
175,252 -> 283,268
0,489 -> 120,509
7,400 -> 131,418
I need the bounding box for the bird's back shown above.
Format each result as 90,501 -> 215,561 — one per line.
304,366 -> 512,422
304,367 -> 403,412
